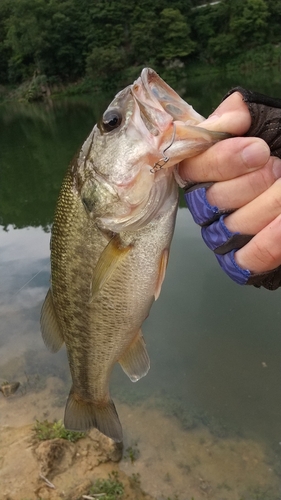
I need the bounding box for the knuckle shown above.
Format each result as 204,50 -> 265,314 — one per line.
270,179 -> 281,213
252,240 -> 277,269
257,164 -> 274,191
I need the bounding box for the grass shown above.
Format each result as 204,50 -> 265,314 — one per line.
89,471 -> 124,500
33,419 -> 86,443
124,442 -> 140,463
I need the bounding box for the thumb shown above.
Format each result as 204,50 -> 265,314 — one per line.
201,91 -> 251,136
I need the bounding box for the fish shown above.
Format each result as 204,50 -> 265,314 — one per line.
40,68 -> 229,443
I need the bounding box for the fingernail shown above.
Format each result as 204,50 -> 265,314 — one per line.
272,157 -> 281,179
241,142 -> 270,169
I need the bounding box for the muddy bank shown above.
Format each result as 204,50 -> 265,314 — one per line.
0,423 -> 153,500
0,375 -> 280,500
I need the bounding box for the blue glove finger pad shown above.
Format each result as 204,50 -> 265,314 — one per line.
202,215 -> 251,284
201,215 -> 237,250
184,187 -> 220,225
215,251 -> 251,285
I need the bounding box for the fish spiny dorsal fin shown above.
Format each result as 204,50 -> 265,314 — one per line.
119,330 -> 150,382
40,289 -> 64,352
90,234 -> 133,302
64,388 -> 123,443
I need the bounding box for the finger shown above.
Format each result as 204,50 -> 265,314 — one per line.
201,91 -> 251,135
225,177 -> 281,234
207,156 -> 281,209
179,136 -> 270,183
235,214 -> 281,273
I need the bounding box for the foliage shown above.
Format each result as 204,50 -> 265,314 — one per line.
225,44 -> 281,73
33,419 -> 86,442
0,0 -> 280,91
190,0 -> 273,65
89,471 -> 124,500
124,442 -> 140,463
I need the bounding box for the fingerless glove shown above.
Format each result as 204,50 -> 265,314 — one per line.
185,87 -> 281,290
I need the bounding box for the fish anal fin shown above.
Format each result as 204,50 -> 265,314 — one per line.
64,388 -> 123,443
154,248 -> 169,301
40,289 -> 64,352
90,234 -> 133,301
119,330 -> 150,382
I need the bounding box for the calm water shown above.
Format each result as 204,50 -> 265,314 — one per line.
1,70 -> 281,498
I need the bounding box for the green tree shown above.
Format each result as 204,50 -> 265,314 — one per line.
260,0 -> 281,42
229,0 -> 269,46
159,8 -> 195,61
0,0 -> 278,88
86,46 -> 127,81
5,0 -> 49,81
0,0 -> 12,83
130,9 -> 160,67
5,0 -> 89,82
192,0 -> 270,64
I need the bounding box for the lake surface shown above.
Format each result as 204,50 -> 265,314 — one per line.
1,69 -> 281,499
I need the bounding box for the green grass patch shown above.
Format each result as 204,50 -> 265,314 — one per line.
33,419 -> 86,442
89,471 -> 124,500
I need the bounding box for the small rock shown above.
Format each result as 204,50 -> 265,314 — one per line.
0,382 -> 20,397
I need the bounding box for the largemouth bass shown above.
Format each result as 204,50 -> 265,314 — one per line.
40,68 -> 228,443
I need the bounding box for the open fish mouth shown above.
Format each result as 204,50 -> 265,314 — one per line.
130,68 -> 230,171
132,67 -> 205,126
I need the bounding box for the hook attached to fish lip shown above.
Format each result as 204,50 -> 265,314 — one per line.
151,123 -> 176,173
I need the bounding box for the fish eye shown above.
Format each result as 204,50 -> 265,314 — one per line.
100,109 -> 122,132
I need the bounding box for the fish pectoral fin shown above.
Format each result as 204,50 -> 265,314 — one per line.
64,388 -> 123,443
119,330 -> 150,382
154,248 -> 169,301
40,289 -> 64,352
90,234 -> 133,301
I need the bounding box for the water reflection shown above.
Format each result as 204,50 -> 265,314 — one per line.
146,210 -> 281,444
0,226 -> 50,363
0,96 -> 110,229
0,75 -> 281,498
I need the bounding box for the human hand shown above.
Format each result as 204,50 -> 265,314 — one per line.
178,91 -> 281,285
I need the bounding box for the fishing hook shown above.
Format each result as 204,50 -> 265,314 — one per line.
151,122 -> 176,173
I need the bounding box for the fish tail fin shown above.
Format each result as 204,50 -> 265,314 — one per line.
64,388 -> 123,443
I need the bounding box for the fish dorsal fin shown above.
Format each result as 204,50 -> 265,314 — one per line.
119,330 -> 150,382
40,289 -> 64,352
90,234 -> 133,301
154,248 -> 169,301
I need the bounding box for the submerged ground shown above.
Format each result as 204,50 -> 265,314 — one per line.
1,374 -> 280,500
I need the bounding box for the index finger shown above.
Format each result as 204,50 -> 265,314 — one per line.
179,136 -> 270,183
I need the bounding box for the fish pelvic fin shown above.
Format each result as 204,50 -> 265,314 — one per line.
119,330 -> 150,382
64,389 -> 123,443
40,289 -> 64,352
90,234 -> 133,302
